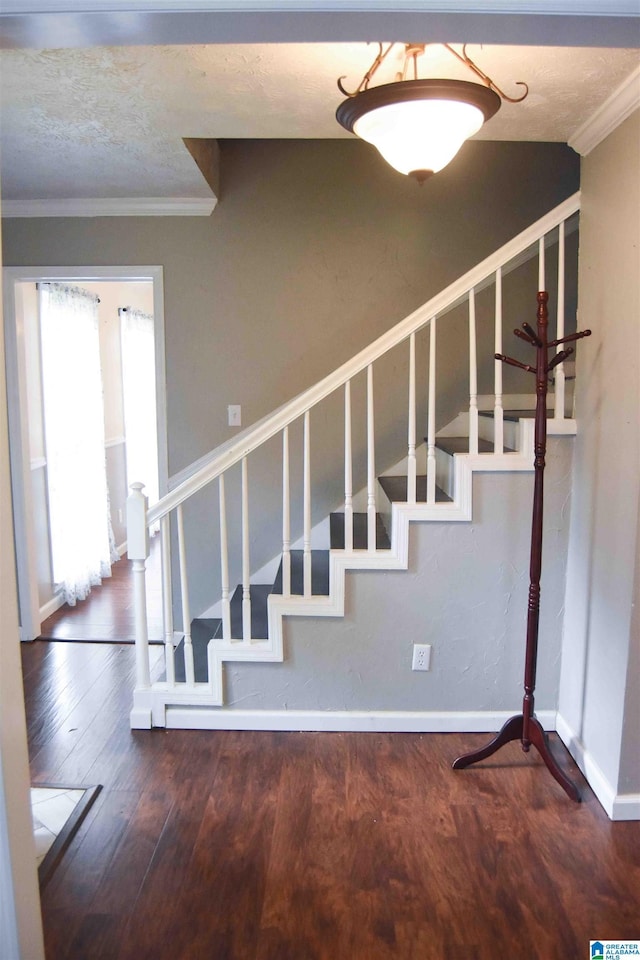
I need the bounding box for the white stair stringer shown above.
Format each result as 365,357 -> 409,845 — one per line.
131,417 -> 575,728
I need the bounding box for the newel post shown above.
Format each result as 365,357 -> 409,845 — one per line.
127,482 -> 151,717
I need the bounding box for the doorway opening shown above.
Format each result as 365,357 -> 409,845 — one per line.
4,266 -> 168,643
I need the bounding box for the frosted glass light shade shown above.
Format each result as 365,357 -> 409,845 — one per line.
354,99 -> 485,176
337,79 -> 501,181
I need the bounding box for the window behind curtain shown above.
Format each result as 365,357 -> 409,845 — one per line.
39,282 -> 116,605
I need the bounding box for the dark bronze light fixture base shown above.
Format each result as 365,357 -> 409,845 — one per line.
409,169 -> 433,185
335,44 -> 529,180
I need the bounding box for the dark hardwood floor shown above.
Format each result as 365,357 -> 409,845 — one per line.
38,537 -> 162,643
22,640 -> 640,960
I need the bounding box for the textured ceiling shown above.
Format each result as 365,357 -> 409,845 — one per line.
0,42 -> 638,201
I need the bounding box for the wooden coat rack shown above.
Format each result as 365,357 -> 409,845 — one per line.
452,291 -> 591,802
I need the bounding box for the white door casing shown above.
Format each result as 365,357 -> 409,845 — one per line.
3,265 -> 168,641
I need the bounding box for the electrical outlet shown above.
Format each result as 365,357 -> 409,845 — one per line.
412,643 -> 432,672
228,404 -> 241,427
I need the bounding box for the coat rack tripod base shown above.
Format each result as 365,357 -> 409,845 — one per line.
452,291 -> 591,803
452,710 -> 581,802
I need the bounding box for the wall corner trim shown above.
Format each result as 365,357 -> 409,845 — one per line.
568,64 -> 640,157
1,197 -> 217,218
556,712 -> 640,821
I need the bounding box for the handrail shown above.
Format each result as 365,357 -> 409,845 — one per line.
148,191 -> 580,526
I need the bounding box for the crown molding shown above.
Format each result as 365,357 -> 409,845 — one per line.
2,2 -> 638,48
1,1 -> 639,12
1,197 -> 217,218
569,64 -> 640,156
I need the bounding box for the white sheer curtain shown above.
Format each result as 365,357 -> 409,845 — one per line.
39,283 -> 116,605
119,307 -> 159,517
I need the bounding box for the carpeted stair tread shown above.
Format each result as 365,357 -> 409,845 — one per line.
436,436 -> 494,455
230,583 -> 273,639
272,549 -> 330,596
378,475 -> 452,504
435,436 -> 515,455
479,409 -> 537,422
173,617 -> 221,683
329,512 -> 391,550
192,617 -> 222,641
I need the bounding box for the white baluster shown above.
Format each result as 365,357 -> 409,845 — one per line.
555,221 -> 566,420
367,363 -> 376,550
282,427 -> 291,597
160,514 -> 174,686
242,457 -> 251,639
127,482 -> 150,690
427,318 -> 437,504
303,411 -> 312,597
469,289 -> 478,455
344,381 -> 354,552
176,504 -> 194,685
538,236 -> 545,291
219,473 -> 231,640
407,332 -> 417,505
494,267 -> 504,455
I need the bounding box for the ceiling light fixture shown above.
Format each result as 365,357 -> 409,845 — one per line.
336,43 -> 528,184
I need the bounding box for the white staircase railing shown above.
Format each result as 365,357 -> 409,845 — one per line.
127,192 -> 580,729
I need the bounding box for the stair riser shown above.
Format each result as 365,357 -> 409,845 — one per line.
435,446 -> 455,499
478,414 -> 520,450
376,480 -> 392,545
330,512 -> 391,551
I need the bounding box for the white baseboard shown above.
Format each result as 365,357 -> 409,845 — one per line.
611,794 -> 640,821
39,591 -> 65,622
556,712 -> 640,821
117,541 -> 127,558
164,707 -> 557,733
130,707 -> 153,730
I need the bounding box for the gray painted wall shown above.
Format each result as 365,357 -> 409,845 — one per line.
3,139 -> 579,618
224,439 -> 573,713
559,109 -> 640,798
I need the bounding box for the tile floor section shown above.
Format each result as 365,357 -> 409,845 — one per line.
31,786 -> 86,867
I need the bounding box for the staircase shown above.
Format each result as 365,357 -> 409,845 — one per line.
127,192 -> 581,730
